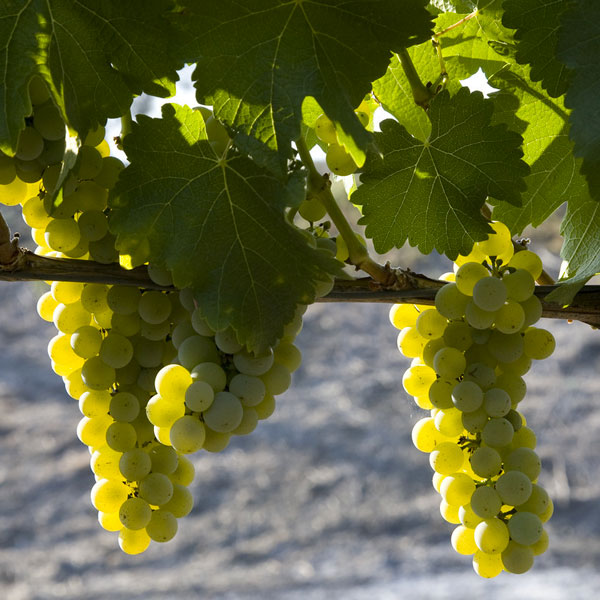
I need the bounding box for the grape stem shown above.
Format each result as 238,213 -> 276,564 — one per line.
294,136 -> 394,285
397,48 -> 436,108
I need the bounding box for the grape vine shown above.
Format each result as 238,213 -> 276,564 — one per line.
0,0 -> 599,579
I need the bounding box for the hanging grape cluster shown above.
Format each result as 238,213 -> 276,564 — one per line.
0,79 -> 307,554
392,222 -> 554,577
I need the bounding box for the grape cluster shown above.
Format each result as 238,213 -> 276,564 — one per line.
0,86 -> 304,554
392,222 -> 555,577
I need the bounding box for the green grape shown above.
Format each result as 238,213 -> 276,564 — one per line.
428,378 -> 455,409
90,445 -> 122,479
503,269 -> 535,302
495,470 -> 532,506
470,447 -> 502,478
138,291 -> 172,324
451,525 -> 478,555
106,286 -> 141,315
77,414 -> 113,447
520,294 -> 543,327
100,332 -> 134,369
191,362 -> 227,392
501,541 -> 534,574
314,114 -> 338,143
411,417 -> 446,453
495,372 -> 527,405
508,511 -> 543,546
70,180 -> 108,211
14,157 -> 43,183
119,497 -> 152,530
498,353 -> 531,377
184,380 -> 215,412
190,309 -> 213,337
504,447 -> 541,481
146,394 -> 185,427
472,549 -> 503,578
0,152 -> 16,185
51,281 -> 84,305
508,250 -> 543,280
504,409 -> 523,432
434,407 -> 464,437
402,364 -> 436,397
451,380 -> 483,412
459,504 -> 484,529
139,472 -> 174,506
44,218 -> 81,252
145,509 -> 178,542
531,528 -> 549,555
71,325 -> 103,359
481,417 -> 514,448
472,276 -> 507,311
75,145 -> 103,179
470,485 -> 502,519
440,473 -> 476,506
455,262 -> 489,296
464,301 -> 495,330
98,511 -> 122,532
476,221 -> 514,262
464,362 -> 496,390
91,478 -> 130,513
48,332 -> 82,366
115,361 -> 142,387
0,176 -> 29,205
111,312 -> 141,337
139,320 -> 170,341
539,498 -> 554,523
78,390 -> 111,417
422,337 -> 446,368
442,321 -> 473,351
483,388 -> 511,418
83,124 -> 106,147
105,421 -> 137,452
171,321 -> 195,349
273,341 -> 302,372
397,327 -> 427,358
118,527 -> 151,555
233,348 -> 275,376
178,335 -> 220,370
53,301 -> 91,334
169,455 -> 195,486
155,364 -> 193,401
474,518 -> 510,554
298,197 -> 327,222
92,308 -> 113,330
81,356 -> 115,391
78,210 -> 109,242
28,75 -> 51,104
232,407 -> 259,435
22,194 -> 50,228
133,339 -> 164,368
202,392 -> 244,433
109,392 -> 140,422
429,442 -> 464,475
33,103 -> 65,140
415,308 -> 447,339
169,415 -> 206,454
440,499 -> 460,524
37,291 -> 58,322
162,483 -> 193,518
523,327 -> 555,360
80,283 -> 109,314
63,367 -> 88,399
119,448 -> 152,481
510,425 -> 537,450
201,427 -> 231,453
389,304 -> 420,330
433,347 -> 466,379
516,484 -> 550,515
494,300 -> 525,333
148,445 -> 178,475
16,126 -> 44,161
214,328 -> 243,354
326,143 -> 358,176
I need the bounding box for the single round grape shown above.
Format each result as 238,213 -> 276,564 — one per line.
470,485 -> 502,519
451,525 -> 478,555
105,421 -> 137,452
443,321 -> 473,351
22,194 -> 51,228
459,504 -> 484,529
433,347 -> 466,379
0,175 -> 28,205
37,292 -> 59,323
472,276 -> 507,311
170,455 -> 195,487
494,300 -> 525,333
119,497 -> 152,530
298,197 -> 327,222
397,327 -> 427,358
16,126 -> 44,161
326,143 -> 358,176
44,218 -> 81,252
501,540 -> 534,574
314,114 -> 338,144
440,499 -> 460,524
191,362 -> 227,392
78,209 -> 109,241
146,394 -> 185,427
80,283 -> 110,314
148,445 -> 178,475
520,295 -> 543,327
90,478 -> 130,513
98,511 -> 122,532
402,364 -> 436,397
415,308 -> 447,339
472,549 -> 503,578
138,291 -> 172,324
455,262 -> 489,296
75,145 -> 103,179
504,447 -> 541,481
233,348 -> 275,376
464,362 -> 496,390
429,441 -> 464,475
170,415 -> 206,454
483,388 -> 512,418
440,473 -> 476,506
464,301 -> 496,330
428,378 -> 455,409
155,364 -> 193,401
78,390 -> 111,417
508,250 -> 543,279
516,484 -> 550,515
202,392 -> 244,433
523,327 -> 555,359
474,518 -> 510,554
508,511 -> 543,546
214,328 -> 243,354
470,447 -> 502,479
119,448 -> 152,481
411,417 -> 446,453
162,483 -> 194,518
422,337 -> 446,368
33,103 -> 65,140
531,528 -> 549,556
71,325 -> 103,359
273,342 -> 302,372
475,221 -> 514,263
100,332 -> 134,369
389,303 -> 420,329
109,392 -> 140,422
118,527 -> 151,555
503,268 -> 535,302
451,380 -> 483,412
107,285 -> 141,315
185,380 -> 215,412
495,470 -> 532,506
178,335 -> 221,370
81,356 -> 115,391
90,445 -> 122,479
138,472 -> 174,506
434,407 -> 464,437
145,509 -> 178,542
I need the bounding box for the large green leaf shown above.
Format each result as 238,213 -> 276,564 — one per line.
557,0 -> 600,200
177,0 -> 434,175
352,87 -> 528,258
503,0 -> 573,98
0,0 -> 180,154
489,67 -> 586,233
109,104 -> 340,352
546,194 -> 600,305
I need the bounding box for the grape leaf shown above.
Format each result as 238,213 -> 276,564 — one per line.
489,67 -> 586,234
109,104 -> 340,352
352,88 -> 528,258
177,0 -> 434,176
557,0 -> 600,198
0,0 -> 180,154
502,0 -> 573,98
546,194 -> 600,305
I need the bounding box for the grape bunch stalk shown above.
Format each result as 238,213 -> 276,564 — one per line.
392,222 -> 555,577
0,80 -> 310,554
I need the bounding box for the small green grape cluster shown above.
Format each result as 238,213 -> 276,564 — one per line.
392,222 -> 555,577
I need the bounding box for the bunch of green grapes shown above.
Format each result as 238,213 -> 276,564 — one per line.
392,222 -> 554,577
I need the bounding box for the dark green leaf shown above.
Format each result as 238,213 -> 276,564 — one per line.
109,104 -> 340,352
177,0 -> 434,175
352,88 -> 528,258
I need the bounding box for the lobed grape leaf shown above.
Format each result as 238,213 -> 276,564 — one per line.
176,0 -> 434,176
502,0 -> 573,98
557,0 -> 600,199
352,88 -> 529,258
489,66 -> 586,234
0,0 -> 180,154
546,194 -> 600,305
109,104 -> 341,352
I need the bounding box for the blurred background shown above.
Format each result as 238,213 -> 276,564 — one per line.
0,68 -> 599,600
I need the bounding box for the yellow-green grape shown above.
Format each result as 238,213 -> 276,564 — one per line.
119,448 -> 152,481
90,478 -> 130,513
508,250 -> 543,280
389,304 -> 421,330
95,156 -> 125,189
314,114 -> 338,144
105,421 -> 137,452
411,417 -> 446,452
28,75 -> 51,105
99,333 -> 134,369
81,356 -> 115,391
531,528 -> 549,555
202,391 -> 244,433
451,525 -> 478,555
396,327 -> 427,358
260,362 -> 291,395
162,483 -> 194,518
53,301 -> 91,334
169,455 -> 195,487
155,364 -> 193,401
83,124 -> 106,147
433,347 -> 466,379
22,194 -> 50,228
44,218 -> 81,252
523,327 -> 555,360
78,210 -> 109,241
118,497 -> 152,531
415,308 -> 447,339
51,280 -> 85,304
33,103 -> 65,141
455,262 -> 489,296
98,511 -> 122,532
440,473 -> 476,506
71,325 -> 103,359
472,549 -> 503,578
0,152 -> 16,185
146,393 -> 185,427
107,285 -> 141,315
470,446 -> 502,479
109,392 -> 140,423
298,197 -> 327,222
90,445 -> 122,479
232,407 -> 259,435
138,472 -> 174,506
474,518 -> 510,554
118,527 -> 151,555
138,291 -> 172,324
169,415 -> 206,454
0,177 -> 29,206
495,470 -> 533,506
37,291 -> 59,321
501,541 -> 534,574
402,364 -> 436,397
440,499 -> 460,524
434,407 -> 465,437
16,126 -> 44,161
475,221 -> 514,264
205,115 -> 230,155
355,110 -> 370,128
472,276 -> 507,311
75,145 -> 103,179
429,442 -> 464,475
76,413 -> 113,447
326,143 -> 358,176
434,283 -> 470,320
232,348 -> 274,377
202,427 -> 231,453
145,509 -> 178,542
